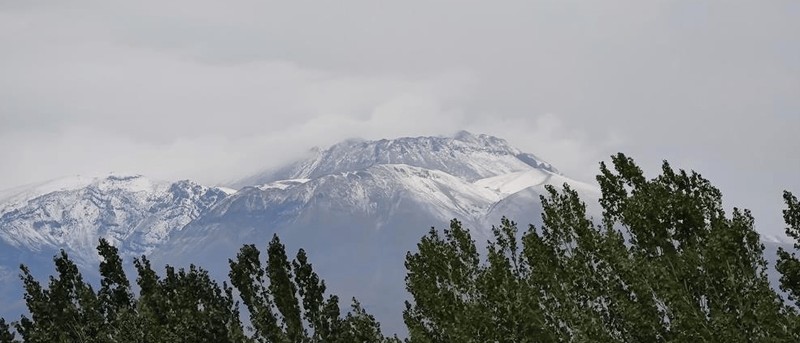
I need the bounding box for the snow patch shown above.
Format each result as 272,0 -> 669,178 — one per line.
257,179 -> 311,191
215,187 -> 239,195
233,132 -> 559,187
475,169 -> 552,195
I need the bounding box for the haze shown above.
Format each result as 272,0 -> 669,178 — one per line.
1,1 -> 798,237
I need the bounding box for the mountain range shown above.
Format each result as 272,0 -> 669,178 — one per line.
0,131 -> 788,334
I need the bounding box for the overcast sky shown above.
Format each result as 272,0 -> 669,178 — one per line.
1,1 -> 798,237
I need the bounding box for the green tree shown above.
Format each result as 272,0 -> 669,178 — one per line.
776,191 -> 800,306
133,255 -> 167,342
293,248 -> 343,342
0,318 -> 16,343
135,256 -> 245,343
97,238 -> 136,341
15,250 -> 103,343
266,235 -> 305,341
230,234 -> 394,343
404,153 -> 794,342
775,191 -> 800,334
229,243 -> 286,342
596,154 -> 791,341
403,221 -> 490,342
340,299 -> 401,343
10,235 -> 391,342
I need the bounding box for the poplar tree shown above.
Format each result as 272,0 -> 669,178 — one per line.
229,234 -> 396,342
404,153 -> 795,342
777,191 -> 800,303
135,257 -> 245,343
97,239 -> 135,341
15,250 -> 103,343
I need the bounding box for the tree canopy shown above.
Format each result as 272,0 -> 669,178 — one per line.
3,236 -> 397,343
404,153 -> 800,342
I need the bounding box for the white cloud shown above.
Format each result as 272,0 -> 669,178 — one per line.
0,0 -> 798,236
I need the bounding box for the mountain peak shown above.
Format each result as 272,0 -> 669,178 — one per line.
0,173 -> 230,264
0,173 -> 160,212
234,132 -> 559,187
453,130 -> 479,141
452,130 -> 502,144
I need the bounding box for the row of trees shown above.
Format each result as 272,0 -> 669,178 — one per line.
0,236 -> 399,342
2,153 -> 800,342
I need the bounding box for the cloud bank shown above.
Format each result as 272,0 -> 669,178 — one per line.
1,0 -> 798,235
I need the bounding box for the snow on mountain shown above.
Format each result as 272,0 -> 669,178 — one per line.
159,162 -> 506,269
0,131 -> 592,335
0,174 -> 230,265
0,174 -> 235,320
233,130 -> 559,188
475,169 -> 553,195
151,164 -> 505,335
148,133 -> 595,335
476,169 -> 602,229
184,163 -> 503,238
1,131 -> 796,336
215,186 -> 239,195
255,178 -> 311,191
0,175 -> 98,213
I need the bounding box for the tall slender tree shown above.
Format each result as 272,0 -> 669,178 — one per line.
230,234 -> 396,342
135,257 -> 245,343
96,238 -> 135,341
404,153 -> 795,342
266,235 -> 305,341
15,250 -> 103,343
777,191 -> 800,306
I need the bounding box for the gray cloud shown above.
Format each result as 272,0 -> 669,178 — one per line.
1,0 -> 798,236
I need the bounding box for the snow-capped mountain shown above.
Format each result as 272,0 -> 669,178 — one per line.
157,132 -> 590,267
0,131 -> 594,334
0,174 -> 233,318
148,132 -> 594,334
0,131 -> 795,335
0,174 -> 231,265
234,130 -> 559,187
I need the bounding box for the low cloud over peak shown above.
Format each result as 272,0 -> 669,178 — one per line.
0,0 -> 797,236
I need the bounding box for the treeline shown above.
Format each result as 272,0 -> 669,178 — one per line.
3,153 -> 800,342
0,236 -> 399,343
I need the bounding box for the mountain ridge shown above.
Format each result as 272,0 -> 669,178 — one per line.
0,131 -> 796,336
0,174 -> 230,265
232,130 -> 559,188
0,131 -> 617,334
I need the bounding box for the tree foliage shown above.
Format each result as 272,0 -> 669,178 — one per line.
4,236 -> 394,342
229,234 -> 399,343
777,192 -> 800,305
0,318 -> 15,343
404,153 -> 797,342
